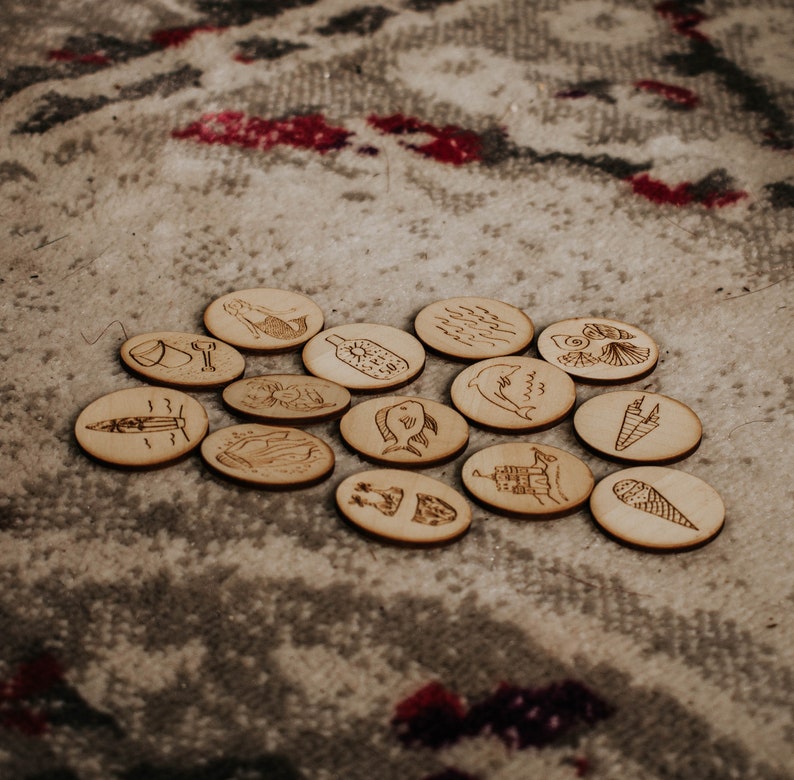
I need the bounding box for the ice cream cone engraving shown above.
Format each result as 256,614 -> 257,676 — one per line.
616,396 -> 660,451
325,334 -> 409,379
612,478 -> 698,530
129,339 -> 192,369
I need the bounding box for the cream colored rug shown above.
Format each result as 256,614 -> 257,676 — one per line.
1,0 -> 792,777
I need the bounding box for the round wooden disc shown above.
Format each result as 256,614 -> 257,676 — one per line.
536,317 -> 658,383
574,390 -> 702,464
204,288 -> 324,351
302,323 -> 425,391
200,423 -> 334,488
450,356 -> 576,432
461,442 -> 594,518
414,297 -> 534,360
339,396 -> 469,467
589,466 -> 725,551
120,331 -> 246,388
336,469 -> 471,544
223,374 -> 351,424
75,386 -> 208,467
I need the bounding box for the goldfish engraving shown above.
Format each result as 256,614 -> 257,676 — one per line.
375,400 -> 438,457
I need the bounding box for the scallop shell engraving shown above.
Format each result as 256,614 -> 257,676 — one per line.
551,334 -> 590,351
598,341 -> 651,367
583,323 -> 635,340
558,350 -> 600,367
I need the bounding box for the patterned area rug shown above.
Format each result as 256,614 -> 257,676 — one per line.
1,0 -> 792,778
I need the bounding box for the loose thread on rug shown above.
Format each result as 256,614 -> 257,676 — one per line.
81,320 -> 129,344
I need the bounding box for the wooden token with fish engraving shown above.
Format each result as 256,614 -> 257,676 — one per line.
461,442 -> 594,518
120,331 -> 246,388
536,317 -> 658,383
574,391 -> 702,464
336,469 -> 471,544
414,296 -> 534,360
75,386 -> 208,467
590,466 -> 725,551
204,288 -> 324,351
302,323 -> 425,391
200,423 -> 334,488
450,356 -> 575,432
339,396 -> 469,467
223,374 -> 351,424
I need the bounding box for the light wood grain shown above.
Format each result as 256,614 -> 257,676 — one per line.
414,296 -> 534,360
339,395 -> 468,467
589,466 -> 725,551
224,374 -> 351,424
450,356 -> 576,432
536,317 -> 658,383
302,323 -> 425,391
75,387 -> 208,467
461,442 -> 594,518
336,469 -> 471,543
120,331 -> 246,388
204,288 -> 324,351
200,423 -> 334,488
574,390 -> 701,464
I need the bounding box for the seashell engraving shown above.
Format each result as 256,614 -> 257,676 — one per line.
551,334 -> 590,351
558,350 -> 600,368
613,478 -> 698,530
583,322 -> 635,340
598,341 -> 651,367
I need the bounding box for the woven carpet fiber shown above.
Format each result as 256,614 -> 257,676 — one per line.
1,0 -> 793,778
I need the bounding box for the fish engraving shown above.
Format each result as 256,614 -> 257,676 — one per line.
375,400 -> 438,457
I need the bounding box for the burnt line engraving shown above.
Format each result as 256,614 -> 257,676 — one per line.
434,304 -> 517,349
326,334 -> 408,379
468,363 -> 543,419
613,479 -> 698,530
473,448 -> 567,505
223,298 -> 308,340
375,400 -> 438,456
616,396 -> 660,451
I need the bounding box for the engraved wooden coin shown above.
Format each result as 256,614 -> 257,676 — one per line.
450,356 -> 576,432
302,323 -> 425,391
536,317 -> 659,383
204,288 -> 324,351
461,442 -> 594,518
120,331 -> 246,388
336,469 -> 471,544
75,386 -> 208,467
223,374 -> 351,424
339,396 -> 469,467
200,423 -> 334,488
414,296 -> 534,360
574,390 -> 702,464
589,466 -> 725,551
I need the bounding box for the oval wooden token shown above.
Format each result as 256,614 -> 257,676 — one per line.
461,442 -> 594,518
223,374 -> 351,424
450,356 -> 576,432
414,296 -> 534,360
339,396 -> 469,467
200,423 -> 334,488
302,323 -> 425,391
589,466 -> 725,551
336,469 -> 471,544
75,386 -> 208,467
120,331 -> 245,388
204,288 -> 324,351
536,317 -> 658,383
574,390 -> 702,464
